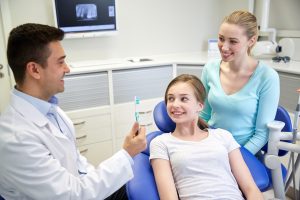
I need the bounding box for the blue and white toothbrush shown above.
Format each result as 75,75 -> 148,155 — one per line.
134,96 -> 140,123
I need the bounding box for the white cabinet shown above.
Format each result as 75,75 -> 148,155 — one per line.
176,64 -> 204,79
277,71 -> 300,113
113,98 -> 163,150
112,66 -> 173,104
57,71 -> 112,166
112,66 -> 173,149
67,107 -> 113,166
56,71 -> 110,111
79,141 -> 113,167
57,65 -> 174,165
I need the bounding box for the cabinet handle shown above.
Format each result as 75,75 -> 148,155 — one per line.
73,121 -> 86,126
80,148 -> 88,154
76,133 -> 88,140
140,122 -> 153,126
138,110 -> 152,114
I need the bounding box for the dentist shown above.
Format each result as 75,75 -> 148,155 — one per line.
0,23 -> 147,200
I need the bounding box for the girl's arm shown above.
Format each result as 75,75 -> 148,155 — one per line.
229,148 -> 264,200
151,158 -> 179,200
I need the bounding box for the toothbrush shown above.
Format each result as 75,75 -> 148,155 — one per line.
134,96 -> 140,123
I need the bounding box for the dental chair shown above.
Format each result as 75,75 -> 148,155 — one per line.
126,101 -> 296,200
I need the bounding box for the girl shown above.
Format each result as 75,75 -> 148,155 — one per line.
150,74 -> 263,200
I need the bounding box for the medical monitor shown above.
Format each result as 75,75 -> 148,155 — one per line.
52,0 -> 117,39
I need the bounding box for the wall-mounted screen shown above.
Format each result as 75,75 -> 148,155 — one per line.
52,0 -> 117,39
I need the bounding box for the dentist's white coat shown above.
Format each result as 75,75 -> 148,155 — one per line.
0,92 -> 133,200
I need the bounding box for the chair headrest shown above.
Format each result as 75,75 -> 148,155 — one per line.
153,101 -> 176,133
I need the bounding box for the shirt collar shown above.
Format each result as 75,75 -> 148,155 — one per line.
13,88 -> 58,116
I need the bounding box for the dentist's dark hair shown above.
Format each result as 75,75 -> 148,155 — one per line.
164,74 -> 208,130
7,23 -> 64,85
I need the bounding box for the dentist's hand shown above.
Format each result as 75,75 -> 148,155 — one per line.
123,122 -> 147,157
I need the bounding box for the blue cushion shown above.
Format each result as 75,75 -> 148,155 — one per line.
153,101 -> 175,133
240,147 -> 270,191
126,153 -> 159,200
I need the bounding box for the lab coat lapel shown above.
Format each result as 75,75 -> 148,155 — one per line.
10,93 -> 67,139
56,107 -> 76,138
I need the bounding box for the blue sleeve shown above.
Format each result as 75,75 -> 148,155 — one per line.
200,64 -> 212,122
244,67 -> 280,154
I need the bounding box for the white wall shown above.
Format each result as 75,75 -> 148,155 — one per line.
0,7 -> 11,112
255,0 -> 300,30
3,0 -> 248,62
2,0 -> 300,62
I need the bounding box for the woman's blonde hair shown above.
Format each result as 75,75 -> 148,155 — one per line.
222,10 -> 258,54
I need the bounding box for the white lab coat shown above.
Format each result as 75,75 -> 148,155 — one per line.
0,92 -> 133,200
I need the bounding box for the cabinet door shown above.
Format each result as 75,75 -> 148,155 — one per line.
67,107 -> 113,166
113,98 -> 162,150
56,72 -> 110,111
112,66 -> 172,151
79,141 -> 113,166
278,72 -> 300,112
176,64 -> 204,79
67,107 -> 112,146
112,66 -> 173,104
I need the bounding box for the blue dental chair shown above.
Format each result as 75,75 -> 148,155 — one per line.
126,101 -> 292,200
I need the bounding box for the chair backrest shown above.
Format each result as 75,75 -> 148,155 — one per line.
153,101 -> 175,133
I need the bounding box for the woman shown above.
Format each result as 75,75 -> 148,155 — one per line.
200,10 -> 280,155
150,74 -> 263,200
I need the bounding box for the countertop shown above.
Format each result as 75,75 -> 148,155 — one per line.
259,59 -> 300,75
69,52 -> 300,75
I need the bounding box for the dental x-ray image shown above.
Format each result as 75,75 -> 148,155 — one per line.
76,4 -> 97,21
